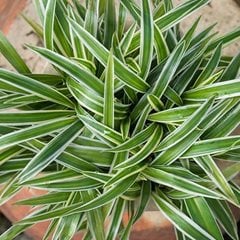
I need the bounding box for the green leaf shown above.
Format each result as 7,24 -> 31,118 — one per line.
0,117 -> 76,151
115,126 -> 163,169
29,46 -> 104,95
0,69 -> 74,108
44,0 -> 56,50
0,110 -> 74,125
194,155 -> 238,203
18,120 -> 83,183
104,0 -> 116,48
120,23 -> 137,55
182,136 -> 240,158
154,24 -> 169,63
220,52 -> 240,81
0,31 -> 31,74
81,190 -> 105,240
21,14 -> 43,38
164,86 -> 183,106
79,115 -> 123,145
194,43 -> 222,87
155,0 -> 210,31
109,123 -> 156,152
106,198 -> 125,240
148,105 -> 199,123
152,192 -> 215,240
131,41 -> 185,120
105,164 -> 146,187
147,94 -> 164,111
183,79 -> 240,101
139,0 -> 154,79
68,19 -> 149,93
184,197 -> 223,240
203,101 -> 240,138
145,167 -> 221,198
156,97 -> 214,151
67,78 -> 127,119
16,192 -> 70,206
117,2 -> 127,39
104,51 -> 114,128
18,175 -> 137,224
206,199 -> 239,240
206,27 -> 240,53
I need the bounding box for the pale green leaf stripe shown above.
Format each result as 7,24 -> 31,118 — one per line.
0,117 -> 76,151
104,51 -> 114,128
120,0 -> 140,24
0,31 -> 31,74
103,0 -> 116,48
67,78 -> 127,119
79,115 -> 123,144
184,197 -> 224,240
18,121 -> 83,183
156,97 -> 214,152
21,14 -> 43,38
155,0 -> 210,31
84,0 -> 98,38
44,0 -> 56,50
16,192 -> 69,206
152,99 -> 235,165
82,190 -> 105,240
154,24 -> 169,63
108,123 -> 156,152
115,126 -> 163,169
0,110 -> 74,125
206,199 -> 239,240
152,193 -> 215,240
206,27 -> 240,53
182,136 -> 240,158
152,41 -> 185,98
82,171 -> 111,184
183,79 -> 240,101
68,19 -> 149,93
204,101 -> 240,138
29,46 -> 104,95
126,0 -> 210,55
21,170 -> 79,186
194,43 -> 222,87
105,164 -> 146,187
148,105 -> 199,123
0,69 -> 74,108
220,52 -> 240,81
120,23 -> 137,55
144,167 -> 221,198
194,156 -> 238,203
26,176 -> 101,192
164,86 -> 183,106
106,198 -> 125,240
139,0 -> 154,79
131,41 -> 185,120
21,139 -> 98,172
18,175 -> 137,224
132,180 -> 151,223
147,94 -> 164,111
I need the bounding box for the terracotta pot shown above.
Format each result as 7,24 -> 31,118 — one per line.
0,0 -> 27,34
0,187 -> 175,240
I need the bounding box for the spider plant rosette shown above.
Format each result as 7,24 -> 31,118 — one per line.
0,0 -> 240,239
